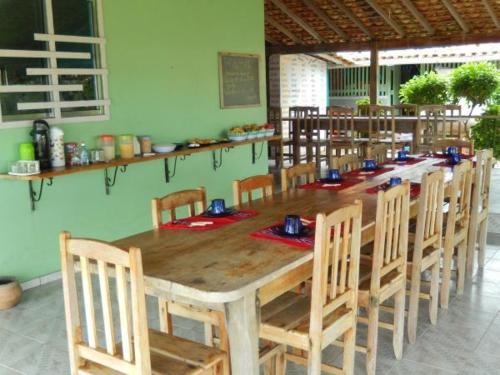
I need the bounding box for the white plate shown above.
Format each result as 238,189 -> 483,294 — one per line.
153,144 -> 176,153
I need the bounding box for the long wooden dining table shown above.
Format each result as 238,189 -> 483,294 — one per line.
114,156 -> 454,374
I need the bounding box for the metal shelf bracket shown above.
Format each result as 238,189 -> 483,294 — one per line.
164,155 -> 189,184
252,142 -> 265,164
212,147 -> 233,171
29,178 -> 54,212
104,165 -> 128,195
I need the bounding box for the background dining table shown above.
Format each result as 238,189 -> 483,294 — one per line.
114,156 -> 454,374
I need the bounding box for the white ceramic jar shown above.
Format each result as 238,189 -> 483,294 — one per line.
49,126 -> 65,168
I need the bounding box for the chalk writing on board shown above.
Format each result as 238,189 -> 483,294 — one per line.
219,53 -> 261,108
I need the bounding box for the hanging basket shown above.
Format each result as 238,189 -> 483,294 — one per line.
0,277 -> 22,310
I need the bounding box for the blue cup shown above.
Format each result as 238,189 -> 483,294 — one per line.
402,143 -> 411,153
397,150 -> 407,160
389,177 -> 402,186
449,154 -> 461,165
328,169 -> 341,181
209,199 -> 226,214
447,146 -> 458,155
363,159 -> 377,171
284,215 -> 303,235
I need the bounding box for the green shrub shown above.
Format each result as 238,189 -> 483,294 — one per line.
471,104 -> 500,159
450,62 -> 499,108
355,98 -> 370,106
399,71 -> 449,105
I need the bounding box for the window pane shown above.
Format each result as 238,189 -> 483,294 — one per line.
53,0 -> 96,37
0,0 -> 49,118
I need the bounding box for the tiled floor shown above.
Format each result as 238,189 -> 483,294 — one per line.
1,169 -> 500,374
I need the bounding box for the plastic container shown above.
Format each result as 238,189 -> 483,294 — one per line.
139,136 -> 152,154
119,134 -> 135,159
99,135 -> 116,162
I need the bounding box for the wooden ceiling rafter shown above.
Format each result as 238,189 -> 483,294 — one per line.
314,52 -> 354,66
481,0 -> 500,29
365,0 -> 406,37
399,0 -> 435,35
440,0 -> 470,33
266,15 -> 304,44
330,0 -> 373,38
302,0 -> 349,41
270,0 -> 326,42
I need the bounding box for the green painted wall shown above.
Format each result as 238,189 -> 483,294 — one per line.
0,0 -> 267,282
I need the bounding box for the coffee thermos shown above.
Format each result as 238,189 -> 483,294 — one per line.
31,120 -> 51,170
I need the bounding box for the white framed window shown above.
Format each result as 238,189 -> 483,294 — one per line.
0,0 -> 109,129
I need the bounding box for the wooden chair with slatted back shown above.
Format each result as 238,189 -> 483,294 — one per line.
151,188 -> 229,352
357,104 -> 396,158
289,106 -> 321,167
281,162 -> 316,192
467,149 -> 494,274
417,105 -> 446,151
259,200 -> 363,374
440,160 -> 473,308
233,174 -> 275,207
331,154 -> 362,173
324,106 -> 363,162
406,170 -> 444,344
268,106 -> 290,167
357,181 -> 410,375
443,104 -> 466,140
59,232 -> 229,375
366,143 -> 389,164
432,139 -> 474,156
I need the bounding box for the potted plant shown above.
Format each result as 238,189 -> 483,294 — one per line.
0,277 -> 22,310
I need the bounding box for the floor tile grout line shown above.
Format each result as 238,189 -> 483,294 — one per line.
0,363 -> 26,375
392,357 -> 459,373
470,310 -> 499,352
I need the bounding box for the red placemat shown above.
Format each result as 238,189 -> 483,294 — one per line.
366,182 -> 421,199
160,210 -> 257,231
299,178 -> 363,191
250,219 -> 316,249
343,167 -> 394,178
423,153 -> 473,160
384,157 -> 426,166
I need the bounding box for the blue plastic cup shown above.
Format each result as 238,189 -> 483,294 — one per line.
447,146 -> 458,155
363,159 -> 377,171
284,215 -> 303,235
449,154 -> 462,165
328,169 -> 341,181
210,199 -> 226,214
397,150 -> 407,160
389,177 -> 402,186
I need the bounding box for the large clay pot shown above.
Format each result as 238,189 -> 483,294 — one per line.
0,277 -> 22,310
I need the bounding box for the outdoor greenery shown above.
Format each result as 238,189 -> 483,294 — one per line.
399,71 -> 449,105
471,104 -> 500,158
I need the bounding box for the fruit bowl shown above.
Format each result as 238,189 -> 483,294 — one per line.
153,144 -> 176,153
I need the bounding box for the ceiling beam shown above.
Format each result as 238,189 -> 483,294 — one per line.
365,0 -> 406,37
330,0 -> 373,38
266,16 -> 303,44
440,0 -> 469,33
302,0 -> 349,41
399,0 -> 435,35
265,35 -> 279,45
481,0 -> 500,29
314,53 -> 354,66
267,33 -> 500,54
270,0 -> 325,42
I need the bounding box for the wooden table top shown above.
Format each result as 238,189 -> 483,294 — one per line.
114,157 -> 453,303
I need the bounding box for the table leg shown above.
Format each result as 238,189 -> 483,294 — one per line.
224,291 -> 260,375
293,119 -> 300,165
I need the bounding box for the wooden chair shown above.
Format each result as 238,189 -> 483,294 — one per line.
432,139 -> 474,156
233,174 -> 275,207
152,188 -> 229,351
260,201 -> 363,374
366,143 -> 389,164
417,105 -> 446,151
406,170 -> 444,344
281,162 -> 315,192
467,149 -> 494,274
268,106 -> 291,167
59,232 -> 228,375
358,181 -> 410,374
289,106 -> 321,166
357,104 -> 396,158
330,154 -> 362,173
323,106 -> 363,163
440,160 -> 473,308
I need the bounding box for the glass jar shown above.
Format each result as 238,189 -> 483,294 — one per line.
139,136 -> 152,154
119,134 -> 135,159
99,135 -> 116,162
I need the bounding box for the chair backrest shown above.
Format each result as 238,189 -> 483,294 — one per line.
370,181 -> 410,294
394,103 -> 418,116
418,105 -> 447,145
309,201 -> 362,342
432,139 -> 474,156
60,232 -> 151,374
233,174 -> 275,207
443,104 -> 466,140
281,162 -> 316,192
331,154 -> 362,173
152,187 -> 207,228
358,105 -> 395,140
412,170 -> 445,265
268,107 -> 283,135
289,106 -> 320,138
366,143 -> 389,164
445,160 -> 473,240
471,149 -> 493,216
327,106 -> 355,141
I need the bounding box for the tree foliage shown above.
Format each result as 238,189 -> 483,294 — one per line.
399,71 -> 449,105
471,104 -> 500,159
450,62 -> 499,107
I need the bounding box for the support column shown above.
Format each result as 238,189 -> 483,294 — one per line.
369,44 -> 379,105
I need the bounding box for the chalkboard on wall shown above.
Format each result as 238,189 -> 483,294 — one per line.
218,52 -> 261,109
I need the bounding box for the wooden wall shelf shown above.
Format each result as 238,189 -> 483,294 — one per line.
0,135 -> 280,211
